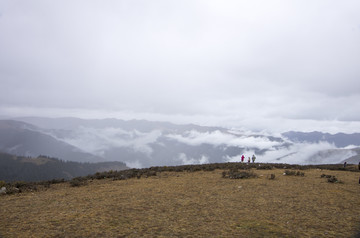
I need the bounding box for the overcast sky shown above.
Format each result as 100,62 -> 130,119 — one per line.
1,0 -> 360,133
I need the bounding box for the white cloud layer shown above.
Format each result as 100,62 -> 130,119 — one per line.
166,130 -> 281,150
176,153 -> 210,165
257,142 -> 356,164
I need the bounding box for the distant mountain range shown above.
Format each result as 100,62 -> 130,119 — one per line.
0,117 -> 359,169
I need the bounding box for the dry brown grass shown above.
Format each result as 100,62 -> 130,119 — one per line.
1,168 -> 360,237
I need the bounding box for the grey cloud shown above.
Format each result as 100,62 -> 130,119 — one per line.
0,0 -> 360,132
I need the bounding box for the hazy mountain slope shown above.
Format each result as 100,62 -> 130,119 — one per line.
0,152 -> 127,182
307,148 -> 358,164
0,120 -> 103,162
282,131 -> 360,147
341,147 -> 360,164
15,117 -> 225,133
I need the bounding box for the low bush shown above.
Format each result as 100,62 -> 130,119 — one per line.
256,165 -> 273,170
320,174 -> 342,183
284,170 -> 305,176
320,174 -> 332,178
0,180 -> 6,188
4,186 -> 21,195
6,181 -> 38,193
13,181 -> 28,188
145,170 -> 157,177
222,169 -> 257,179
70,177 -> 87,187
327,176 -> 338,183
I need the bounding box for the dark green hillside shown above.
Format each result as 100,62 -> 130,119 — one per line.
0,152 -> 128,182
0,120 -> 103,163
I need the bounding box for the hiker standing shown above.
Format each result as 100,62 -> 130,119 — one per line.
358,162 -> 360,170
343,162 -> 347,168
248,157 -> 251,164
252,154 -> 256,163
241,155 -> 245,163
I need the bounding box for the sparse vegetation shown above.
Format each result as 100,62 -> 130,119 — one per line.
284,170 -> 305,176
256,164 -> 273,170
2,162 -> 358,195
1,166 -> 359,237
327,176 -> 339,183
222,169 -> 257,179
70,177 -> 88,187
321,174 -> 342,183
320,174 -> 333,178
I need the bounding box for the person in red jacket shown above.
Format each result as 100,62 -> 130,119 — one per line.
241,155 -> 245,163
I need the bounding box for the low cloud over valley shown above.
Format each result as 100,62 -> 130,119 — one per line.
4,117 -> 357,168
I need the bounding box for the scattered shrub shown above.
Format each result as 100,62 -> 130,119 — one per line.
70,177 -> 87,187
257,165 -> 273,170
284,170 -> 304,176
13,181 -> 28,189
41,181 -> 51,188
318,173 -> 343,183
327,176 -> 339,183
320,174 -> 342,183
4,162 -> 356,195
0,180 -> 6,188
203,165 -> 216,171
321,174 -> 332,178
145,170 -> 157,178
268,174 -> 276,180
297,171 -> 305,176
222,169 -> 257,179
4,186 -> 20,195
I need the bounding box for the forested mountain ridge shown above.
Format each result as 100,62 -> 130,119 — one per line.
0,152 -> 127,182
0,120 -> 103,162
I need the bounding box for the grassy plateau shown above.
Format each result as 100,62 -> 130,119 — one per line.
1,163 -> 360,237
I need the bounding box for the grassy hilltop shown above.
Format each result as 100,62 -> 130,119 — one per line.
1,163 -> 360,237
